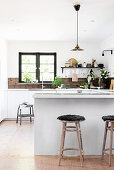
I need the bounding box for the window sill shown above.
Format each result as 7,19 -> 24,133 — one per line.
18,82 -> 52,85
8,78 -> 53,89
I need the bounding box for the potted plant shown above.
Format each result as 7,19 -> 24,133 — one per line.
87,72 -> 96,79
99,69 -> 110,88
52,76 -> 62,88
23,72 -> 33,83
87,70 -> 97,88
80,82 -> 88,89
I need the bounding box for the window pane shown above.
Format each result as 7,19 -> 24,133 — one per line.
40,55 -> 54,64
40,64 -> 54,73
22,55 -> 36,64
40,72 -> 54,81
39,54 -> 55,81
21,54 -> 36,82
22,64 -> 36,72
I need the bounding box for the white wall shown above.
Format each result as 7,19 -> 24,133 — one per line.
7,40 -> 102,78
0,38 -> 7,121
0,39 -> 7,89
101,33 -> 114,77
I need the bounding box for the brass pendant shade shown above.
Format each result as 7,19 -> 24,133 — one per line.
72,4 -> 84,51
72,44 -> 84,51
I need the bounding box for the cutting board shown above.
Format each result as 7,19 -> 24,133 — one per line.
110,79 -> 114,90
72,71 -> 78,82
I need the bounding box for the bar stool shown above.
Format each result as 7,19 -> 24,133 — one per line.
16,102 -> 34,125
57,114 -> 85,166
102,115 -> 114,166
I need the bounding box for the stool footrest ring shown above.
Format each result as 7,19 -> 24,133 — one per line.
103,152 -> 114,156
104,148 -> 114,151
63,148 -> 79,151
66,129 -> 76,132
66,126 -> 76,128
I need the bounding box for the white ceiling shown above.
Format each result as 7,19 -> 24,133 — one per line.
0,0 -> 114,41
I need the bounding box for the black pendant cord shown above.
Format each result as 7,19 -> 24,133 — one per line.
72,4 -> 83,51
77,10 -> 78,45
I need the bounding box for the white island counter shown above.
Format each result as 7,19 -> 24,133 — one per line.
34,89 -> 114,156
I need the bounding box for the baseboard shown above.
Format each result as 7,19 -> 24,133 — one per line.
4,118 -> 34,121
35,155 -> 102,159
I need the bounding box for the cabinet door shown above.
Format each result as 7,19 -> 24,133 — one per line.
0,91 -> 2,121
0,90 -> 7,121
7,91 -> 29,118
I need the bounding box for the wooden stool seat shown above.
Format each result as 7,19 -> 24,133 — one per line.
57,114 -> 85,166
102,116 -> 114,166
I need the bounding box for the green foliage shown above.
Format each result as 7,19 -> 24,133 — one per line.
80,82 -> 88,88
52,76 -> 62,88
100,69 -> 110,79
87,72 -> 96,79
61,84 -> 69,89
23,72 -> 34,83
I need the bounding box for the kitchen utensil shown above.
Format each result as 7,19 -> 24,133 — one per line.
98,64 -> 104,68
86,63 -> 91,68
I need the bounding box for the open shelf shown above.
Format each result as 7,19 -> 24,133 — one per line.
61,66 -> 104,73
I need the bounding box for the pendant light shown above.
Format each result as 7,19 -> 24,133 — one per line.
72,4 -> 84,51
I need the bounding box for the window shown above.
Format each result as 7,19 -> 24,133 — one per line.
19,52 -> 56,83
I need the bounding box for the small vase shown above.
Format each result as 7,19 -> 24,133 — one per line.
99,79 -> 106,89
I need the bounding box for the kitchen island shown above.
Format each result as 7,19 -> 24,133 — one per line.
34,89 -> 114,156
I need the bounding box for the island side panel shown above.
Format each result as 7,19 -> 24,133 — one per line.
34,98 -> 114,155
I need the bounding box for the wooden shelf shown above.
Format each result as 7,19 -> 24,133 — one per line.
61,66 -> 104,73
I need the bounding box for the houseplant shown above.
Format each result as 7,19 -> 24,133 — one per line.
100,69 -> 109,79
52,76 -> 62,88
23,72 -> 33,83
80,82 -> 88,89
87,70 -> 97,88
99,69 -> 110,88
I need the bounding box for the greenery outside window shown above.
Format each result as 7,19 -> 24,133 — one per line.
19,52 -> 56,83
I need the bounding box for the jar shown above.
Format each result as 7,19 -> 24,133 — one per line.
65,61 -> 70,67
83,62 -> 86,67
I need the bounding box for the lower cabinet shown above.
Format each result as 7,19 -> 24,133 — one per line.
0,90 -> 7,122
7,90 -> 36,119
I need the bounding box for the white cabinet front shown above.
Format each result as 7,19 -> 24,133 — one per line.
0,90 -> 7,121
7,90 -> 35,118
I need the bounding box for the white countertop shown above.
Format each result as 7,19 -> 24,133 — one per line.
33,89 -> 114,99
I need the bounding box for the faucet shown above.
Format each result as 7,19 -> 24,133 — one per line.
42,78 -> 44,89
42,74 -> 45,89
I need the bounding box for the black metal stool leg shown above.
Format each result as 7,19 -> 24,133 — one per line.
16,106 -> 19,123
30,106 -> 32,122
32,106 -> 34,116
20,109 -> 22,125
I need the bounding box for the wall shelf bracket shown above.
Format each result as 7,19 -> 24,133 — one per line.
102,50 -> 113,56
